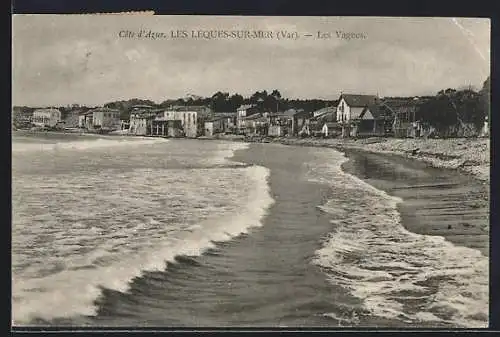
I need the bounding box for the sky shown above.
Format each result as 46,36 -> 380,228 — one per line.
12,15 -> 490,106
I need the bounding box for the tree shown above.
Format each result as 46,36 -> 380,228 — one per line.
249,90 -> 268,105
210,91 -> 231,112
270,89 -> 282,112
159,99 -> 178,108
229,94 -> 244,111
103,98 -> 158,120
416,95 -> 456,134
416,85 -> 487,136
271,89 -> 282,100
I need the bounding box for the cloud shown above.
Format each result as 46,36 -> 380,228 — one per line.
12,15 -> 490,106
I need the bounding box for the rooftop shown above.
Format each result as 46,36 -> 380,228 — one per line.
33,108 -> 61,113
214,112 -> 237,117
312,111 -> 336,122
131,105 -> 155,110
341,94 -> 379,107
168,105 -> 211,112
242,113 -> 263,120
131,110 -> 160,118
92,107 -> 120,112
313,106 -> 337,115
237,104 -> 256,111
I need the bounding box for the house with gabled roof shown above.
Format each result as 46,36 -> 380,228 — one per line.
336,93 -> 385,137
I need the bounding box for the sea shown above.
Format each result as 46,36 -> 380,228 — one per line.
11,131 -> 489,328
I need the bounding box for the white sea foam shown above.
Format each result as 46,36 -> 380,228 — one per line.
200,141 -> 250,166
12,136 -> 168,153
307,147 -> 489,328
12,142 -> 273,324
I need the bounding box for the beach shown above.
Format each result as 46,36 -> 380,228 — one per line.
255,137 -> 490,183
342,149 -> 489,257
11,133 -> 489,327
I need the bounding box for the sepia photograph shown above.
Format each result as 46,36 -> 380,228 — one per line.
11,15 -> 490,328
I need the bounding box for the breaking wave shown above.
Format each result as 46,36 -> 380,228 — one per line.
307,148 -> 488,328
12,136 -> 168,153
12,140 -> 274,324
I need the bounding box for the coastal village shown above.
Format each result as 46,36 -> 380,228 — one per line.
12,82 -> 490,142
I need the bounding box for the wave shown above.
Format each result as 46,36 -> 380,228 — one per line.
307,148 -> 489,328
12,162 -> 274,324
12,137 -> 169,153
202,141 -> 249,166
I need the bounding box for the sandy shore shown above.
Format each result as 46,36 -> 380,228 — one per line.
247,137 -> 490,183
341,149 -> 489,257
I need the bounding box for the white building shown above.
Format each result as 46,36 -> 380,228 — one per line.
78,114 -> 86,128
236,104 -> 258,132
162,109 -> 198,138
32,108 -> 62,127
92,108 -> 121,131
336,94 -> 378,123
336,94 -> 385,137
268,124 -> 283,137
129,111 -> 155,135
129,113 -> 148,135
204,121 -> 215,137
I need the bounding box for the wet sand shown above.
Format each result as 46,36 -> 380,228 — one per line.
341,149 -> 489,257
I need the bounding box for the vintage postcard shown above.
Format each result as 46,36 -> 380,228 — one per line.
11,15 -> 490,328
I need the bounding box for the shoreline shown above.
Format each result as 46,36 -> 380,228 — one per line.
213,135 -> 489,184
339,148 -> 489,257
14,129 -> 489,183
14,130 -> 490,184
232,139 -> 489,257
